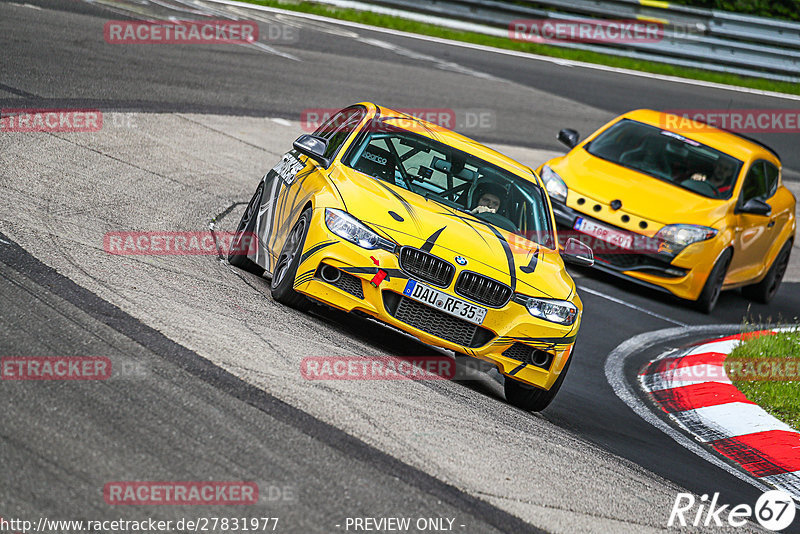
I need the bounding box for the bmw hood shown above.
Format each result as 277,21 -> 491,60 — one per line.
328,166 -> 575,300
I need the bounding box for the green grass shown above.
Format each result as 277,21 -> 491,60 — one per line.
727,329 -> 800,431
668,0 -> 799,23
241,0 -> 800,96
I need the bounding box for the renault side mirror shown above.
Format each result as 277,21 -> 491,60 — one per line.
738,198 -> 771,216
557,129 -> 580,149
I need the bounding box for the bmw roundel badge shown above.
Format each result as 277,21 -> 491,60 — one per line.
455,256 -> 468,266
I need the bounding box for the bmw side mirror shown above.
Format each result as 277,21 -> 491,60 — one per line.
562,238 -> 594,267
557,129 -> 580,149
738,198 -> 771,216
293,134 -> 330,167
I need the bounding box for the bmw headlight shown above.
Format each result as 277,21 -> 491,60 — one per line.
521,296 -> 577,325
540,165 -> 568,203
325,208 -> 381,249
655,224 -> 717,253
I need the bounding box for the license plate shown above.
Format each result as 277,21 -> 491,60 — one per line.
574,217 -> 633,250
402,280 -> 487,325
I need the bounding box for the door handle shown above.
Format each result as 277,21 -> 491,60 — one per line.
767,219 -> 776,228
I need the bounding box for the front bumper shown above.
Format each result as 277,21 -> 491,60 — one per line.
551,200 -> 715,301
293,209 -> 579,390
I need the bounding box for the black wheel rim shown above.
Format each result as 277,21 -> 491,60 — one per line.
767,248 -> 790,298
273,217 -> 306,287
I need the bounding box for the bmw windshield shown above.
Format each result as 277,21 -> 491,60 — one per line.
343,120 -> 556,249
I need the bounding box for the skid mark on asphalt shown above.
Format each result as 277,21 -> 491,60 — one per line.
357,37 -> 496,80
195,0 -> 497,78
82,0 -> 302,61
47,132 -> 191,187
0,83 -> 39,98
175,115 -> 278,152
240,40 -> 301,61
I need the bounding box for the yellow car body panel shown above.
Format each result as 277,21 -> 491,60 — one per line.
538,109 -> 796,302
242,102 -> 582,391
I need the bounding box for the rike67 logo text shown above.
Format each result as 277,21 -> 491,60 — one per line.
669,491 -> 796,531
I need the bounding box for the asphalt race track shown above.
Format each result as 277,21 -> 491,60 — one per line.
1,1 -> 799,532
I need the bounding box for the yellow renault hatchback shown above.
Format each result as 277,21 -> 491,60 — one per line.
538,109 -> 795,313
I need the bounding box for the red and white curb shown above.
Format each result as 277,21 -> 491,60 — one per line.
639,330 -> 800,498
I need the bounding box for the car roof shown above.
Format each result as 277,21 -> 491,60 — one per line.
356,102 -> 539,182
618,109 -> 781,165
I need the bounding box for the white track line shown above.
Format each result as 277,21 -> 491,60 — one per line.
201,0 -> 800,102
578,285 -> 688,327
604,325 -> 774,495
239,40 -> 301,61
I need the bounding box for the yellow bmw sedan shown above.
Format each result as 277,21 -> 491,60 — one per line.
229,102 -> 593,411
538,109 -> 795,313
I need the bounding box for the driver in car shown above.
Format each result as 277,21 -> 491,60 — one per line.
690,158 -> 736,195
471,182 -> 505,214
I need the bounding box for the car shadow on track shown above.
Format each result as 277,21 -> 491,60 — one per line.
305,303 -> 507,403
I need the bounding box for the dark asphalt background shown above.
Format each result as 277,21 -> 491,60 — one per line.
1,0 -> 798,532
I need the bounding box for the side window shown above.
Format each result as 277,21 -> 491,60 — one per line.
741,161 -> 767,203
313,107 -> 366,160
764,161 -> 779,198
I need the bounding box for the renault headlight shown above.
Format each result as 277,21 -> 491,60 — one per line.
541,165 -> 568,203
521,296 -> 577,325
325,208 -> 381,249
655,224 -> 717,253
